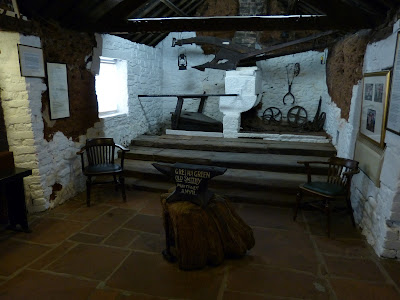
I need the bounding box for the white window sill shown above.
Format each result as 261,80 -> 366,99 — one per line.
99,111 -> 127,119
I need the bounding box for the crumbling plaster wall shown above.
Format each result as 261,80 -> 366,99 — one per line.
324,20 -> 400,258
0,30 -> 163,212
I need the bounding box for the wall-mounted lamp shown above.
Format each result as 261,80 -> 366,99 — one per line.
178,49 -> 187,70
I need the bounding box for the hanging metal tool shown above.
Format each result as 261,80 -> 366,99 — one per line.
283,63 -> 300,105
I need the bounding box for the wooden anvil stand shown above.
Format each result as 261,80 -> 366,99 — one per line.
153,162 -> 255,270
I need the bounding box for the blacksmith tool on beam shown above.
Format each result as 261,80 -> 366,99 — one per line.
172,31 -> 336,71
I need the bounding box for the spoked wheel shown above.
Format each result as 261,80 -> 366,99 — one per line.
287,106 -> 308,127
262,107 -> 282,124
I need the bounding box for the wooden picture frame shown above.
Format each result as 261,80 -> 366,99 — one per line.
47,63 -> 70,120
17,44 -> 45,78
360,71 -> 391,148
387,31 -> 400,136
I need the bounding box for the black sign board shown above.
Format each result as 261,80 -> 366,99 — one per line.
152,162 -> 227,207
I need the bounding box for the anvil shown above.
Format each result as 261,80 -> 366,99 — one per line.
152,162 -> 227,207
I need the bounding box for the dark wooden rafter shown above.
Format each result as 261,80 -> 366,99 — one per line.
86,0 -> 126,23
145,0 -> 205,46
341,0 -> 388,15
99,15 -> 372,34
296,1 -> 326,15
377,0 -> 400,8
160,0 -> 188,16
95,0 -> 146,25
130,0 -> 161,18
118,0 -> 204,46
299,0 -> 386,26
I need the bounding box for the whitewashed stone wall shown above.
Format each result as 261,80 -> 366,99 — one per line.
0,32 -> 164,212
257,50 -> 330,124
93,34 -> 163,143
324,22 -> 400,257
0,33 -> 82,212
157,32 -> 226,126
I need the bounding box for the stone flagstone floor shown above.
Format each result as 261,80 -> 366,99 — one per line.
1,187 -> 400,300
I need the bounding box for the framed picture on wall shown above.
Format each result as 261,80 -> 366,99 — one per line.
17,44 -> 45,78
360,71 -> 391,148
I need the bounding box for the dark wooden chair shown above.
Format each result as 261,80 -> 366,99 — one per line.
293,156 -> 360,237
77,138 -> 130,207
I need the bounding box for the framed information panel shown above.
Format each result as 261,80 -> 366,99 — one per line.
18,44 -> 45,77
360,71 -> 391,148
47,63 -> 70,120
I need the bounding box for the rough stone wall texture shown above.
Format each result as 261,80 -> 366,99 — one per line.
158,33 -> 226,126
95,34 -> 163,144
326,30 -> 371,121
233,0 -> 266,48
0,93 -> 9,151
257,50 -> 331,123
0,32 -> 47,211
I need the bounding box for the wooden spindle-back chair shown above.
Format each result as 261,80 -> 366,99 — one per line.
293,156 -> 360,237
77,138 -> 129,207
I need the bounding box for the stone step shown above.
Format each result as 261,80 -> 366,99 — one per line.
123,160 -> 326,192
131,134 -> 336,157
123,134 -> 336,205
124,146 -> 329,174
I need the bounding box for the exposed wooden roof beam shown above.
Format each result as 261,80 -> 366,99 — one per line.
341,0 -> 387,16
98,15 -> 371,33
160,0 -> 188,16
87,0 -> 126,22
129,0 -> 160,18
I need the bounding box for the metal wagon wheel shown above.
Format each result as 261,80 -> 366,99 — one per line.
262,107 -> 282,124
287,106 -> 308,127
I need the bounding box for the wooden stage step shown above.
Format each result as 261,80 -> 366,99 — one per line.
123,134 -> 337,205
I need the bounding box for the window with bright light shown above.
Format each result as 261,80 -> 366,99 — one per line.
95,57 -> 128,117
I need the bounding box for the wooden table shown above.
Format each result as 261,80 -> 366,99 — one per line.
0,167 -> 32,232
138,94 -> 237,131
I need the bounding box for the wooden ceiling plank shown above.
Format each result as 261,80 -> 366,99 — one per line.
103,15 -> 369,33
160,0 -> 188,16
95,0 -> 143,24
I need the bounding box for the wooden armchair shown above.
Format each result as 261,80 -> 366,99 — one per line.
77,138 -> 130,207
293,157 -> 360,237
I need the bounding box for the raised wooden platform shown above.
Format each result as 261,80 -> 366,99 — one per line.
122,135 -> 336,206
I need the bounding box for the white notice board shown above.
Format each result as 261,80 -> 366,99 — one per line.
47,63 -> 70,119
